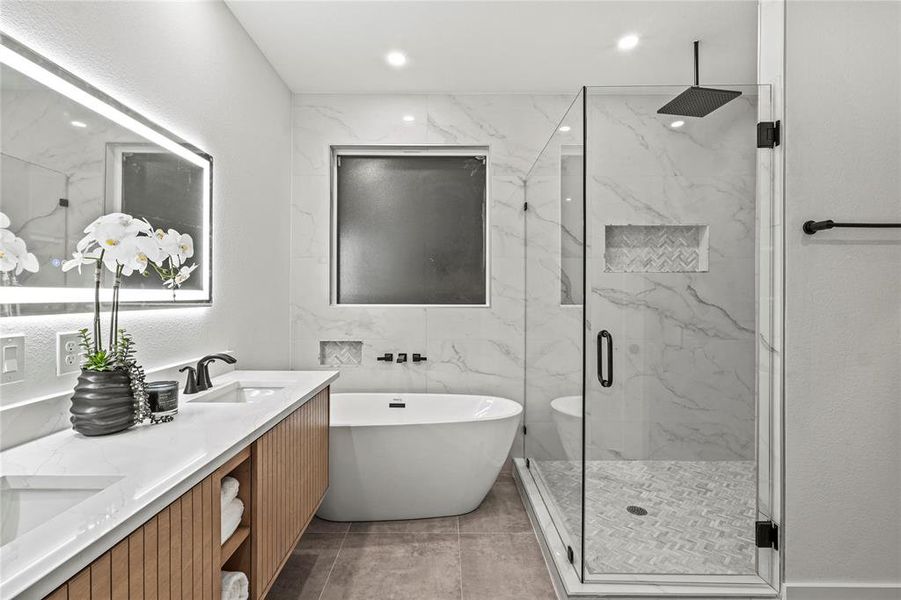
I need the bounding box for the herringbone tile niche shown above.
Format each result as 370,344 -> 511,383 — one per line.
604,225 -> 709,273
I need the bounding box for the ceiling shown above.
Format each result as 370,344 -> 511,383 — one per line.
225,0 -> 759,94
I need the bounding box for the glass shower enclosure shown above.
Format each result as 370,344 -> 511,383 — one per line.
521,85 -> 781,593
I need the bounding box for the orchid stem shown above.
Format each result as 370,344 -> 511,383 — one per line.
110,265 -> 123,351
93,257 -> 103,353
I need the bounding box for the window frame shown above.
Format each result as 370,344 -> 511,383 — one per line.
330,145 -> 491,308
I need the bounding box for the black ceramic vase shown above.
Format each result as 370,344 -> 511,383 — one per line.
70,369 -> 136,436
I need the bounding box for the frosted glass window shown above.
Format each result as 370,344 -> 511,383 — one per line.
335,153 -> 487,305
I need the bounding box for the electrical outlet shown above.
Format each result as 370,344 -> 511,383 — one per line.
57,331 -> 82,376
0,335 -> 25,384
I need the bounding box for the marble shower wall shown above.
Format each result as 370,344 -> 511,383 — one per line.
290,94 -> 575,439
523,91 -> 760,462
583,93 -> 759,461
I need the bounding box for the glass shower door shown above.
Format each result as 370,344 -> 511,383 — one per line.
523,89 -> 584,578
582,84 -> 776,581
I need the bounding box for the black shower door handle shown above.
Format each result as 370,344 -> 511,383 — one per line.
597,330 -> 613,387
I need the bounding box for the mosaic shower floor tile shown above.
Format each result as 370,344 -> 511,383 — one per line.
535,460 -> 757,575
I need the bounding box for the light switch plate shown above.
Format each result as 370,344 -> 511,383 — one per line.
1,334 -> 25,384
57,331 -> 82,376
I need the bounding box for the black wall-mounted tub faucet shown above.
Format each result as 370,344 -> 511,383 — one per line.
396,353 -> 408,364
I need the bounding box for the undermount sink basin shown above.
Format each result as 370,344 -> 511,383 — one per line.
188,383 -> 285,404
0,475 -> 123,546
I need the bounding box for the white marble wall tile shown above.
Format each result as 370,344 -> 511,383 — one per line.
526,421 -> 570,461
586,94 -> 758,178
291,94 -> 571,420
425,94 -> 574,177
648,420 -> 754,460
490,176 -> 526,259
425,338 -> 522,399
290,175 -> 331,259
293,94 -> 429,175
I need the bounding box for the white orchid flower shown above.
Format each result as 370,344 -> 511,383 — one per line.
175,232 -> 194,263
0,230 -> 19,273
0,228 -> 39,275
0,212 -> 10,229
19,251 -> 39,274
61,248 -> 100,274
117,236 -> 165,276
164,263 -> 198,288
154,228 -> 180,263
79,213 -> 153,265
84,212 -> 152,235
76,232 -> 97,253
94,223 -> 157,274
154,229 -> 194,267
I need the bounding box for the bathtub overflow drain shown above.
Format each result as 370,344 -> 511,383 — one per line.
626,505 -> 648,516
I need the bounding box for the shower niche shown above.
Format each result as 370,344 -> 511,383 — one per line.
603,224 -> 709,273
521,84 -> 782,597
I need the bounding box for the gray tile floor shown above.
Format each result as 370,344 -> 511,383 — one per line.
267,471 -> 556,600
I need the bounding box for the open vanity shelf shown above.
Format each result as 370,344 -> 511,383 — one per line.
215,447 -> 253,575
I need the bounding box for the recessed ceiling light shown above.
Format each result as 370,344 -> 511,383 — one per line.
617,34 -> 640,51
386,51 -> 407,67
564,197 -> 572,203
70,120 -> 87,128
670,120 -> 685,129
402,115 -> 415,123
559,125 -> 571,132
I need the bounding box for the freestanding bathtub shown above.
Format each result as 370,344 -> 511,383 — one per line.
317,393 -> 522,521
551,395 -> 582,461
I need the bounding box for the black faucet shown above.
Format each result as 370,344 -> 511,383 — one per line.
178,365 -> 199,394
396,353 -> 408,364
192,353 -> 237,392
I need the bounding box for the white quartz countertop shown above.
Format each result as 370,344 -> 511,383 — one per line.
0,369 -> 338,600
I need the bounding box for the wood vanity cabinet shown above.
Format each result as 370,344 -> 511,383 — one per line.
251,387 -> 329,598
43,387 -> 329,600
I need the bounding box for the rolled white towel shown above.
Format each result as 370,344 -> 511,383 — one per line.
220,497 -> 244,544
220,570 -> 248,600
220,476 -> 239,509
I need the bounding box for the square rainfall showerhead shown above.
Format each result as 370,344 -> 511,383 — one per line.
657,86 -> 742,118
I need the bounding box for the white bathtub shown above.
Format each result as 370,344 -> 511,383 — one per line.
551,395 -> 582,461
317,392 -> 522,522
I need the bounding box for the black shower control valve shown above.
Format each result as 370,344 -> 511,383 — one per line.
412,353 -> 427,363
396,353 -> 408,363
376,353 -> 394,362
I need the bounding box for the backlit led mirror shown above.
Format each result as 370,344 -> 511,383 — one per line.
0,34 -> 212,314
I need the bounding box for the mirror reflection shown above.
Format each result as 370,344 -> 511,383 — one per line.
0,43 -> 210,311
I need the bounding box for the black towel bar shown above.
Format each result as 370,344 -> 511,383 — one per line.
803,220 -> 901,235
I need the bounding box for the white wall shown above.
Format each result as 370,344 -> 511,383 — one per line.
784,0 -> 901,595
0,1 -> 292,443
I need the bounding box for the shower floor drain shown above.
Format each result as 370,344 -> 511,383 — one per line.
626,505 -> 648,516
